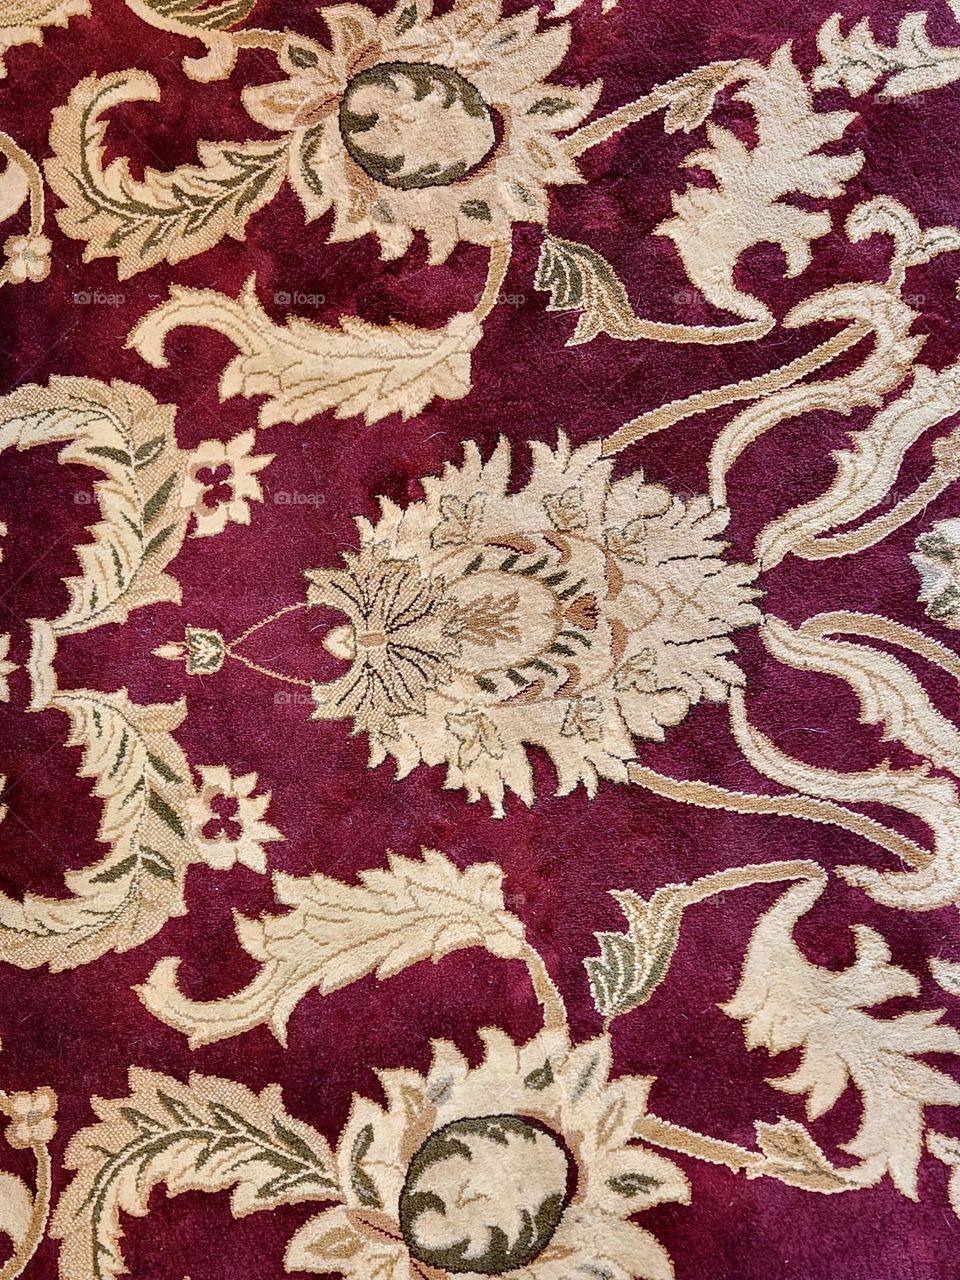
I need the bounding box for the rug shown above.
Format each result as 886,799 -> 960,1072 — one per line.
1,0 -> 960,1276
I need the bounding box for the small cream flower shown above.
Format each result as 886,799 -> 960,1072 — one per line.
187,766 -> 282,873
4,1087 -> 57,1149
180,430 -> 273,538
3,234 -> 51,284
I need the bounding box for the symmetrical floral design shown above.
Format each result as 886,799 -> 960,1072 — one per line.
3,0 -> 960,1277
286,1029 -> 688,1280
243,1 -> 599,263
306,436 -> 760,811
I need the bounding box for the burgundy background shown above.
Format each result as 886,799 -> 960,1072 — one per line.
1,0 -> 960,1275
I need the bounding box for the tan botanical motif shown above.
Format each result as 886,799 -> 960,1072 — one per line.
129,274 -> 486,427
46,0 -> 598,274
61,850 -> 960,1276
7,7 -> 960,1276
0,682 -> 269,970
0,377 -> 285,971
138,848 -> 536,1045
658,45 -> 862,331
305,435 -> 760,812
242,1 -> 598,264
0,1054 -> 58,1280
52,1069 -> 337,1280
0,0 -> 87,78
187,766 -> 282,872
723,878 -> 960,1197
286,1029 -> 688,1280
179,429 -> 273,537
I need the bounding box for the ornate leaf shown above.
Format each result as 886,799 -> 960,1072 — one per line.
46,72 -> 287,277
813,12 -> 960,99
138,848 -> 527,1045
0,0 -> 89,77
535,235 -> 643,345
0,687 -> 195,970
0,377 -> 188,634
658,46 -> 862,322
52,1069 -> 338,1280
585,886 -> 686,1021
722,879 -> 960,1197
752,1119 -> 856,1193
655,60 -> 739,133
129,277 -> 483,426
762,615 -> 960,773
755,358 -> 960,570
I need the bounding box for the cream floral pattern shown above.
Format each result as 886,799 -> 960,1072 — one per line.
306,436 -> 760,812
0,1 -> 958,1277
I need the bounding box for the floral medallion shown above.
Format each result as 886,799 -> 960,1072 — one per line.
307,437 -> 761,811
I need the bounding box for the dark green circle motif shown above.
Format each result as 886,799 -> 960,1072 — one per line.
398,1114 -> 572,1274
338,61 -> 496,190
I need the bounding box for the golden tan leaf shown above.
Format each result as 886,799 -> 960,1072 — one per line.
138,848 -> 527,1046
0,377 -> 188,634
752,1119 -> 857,1193
129,277 -> 483,426
46,72 -> 287,278
52,1069 -> 337,1280
723,879 -> 960,1197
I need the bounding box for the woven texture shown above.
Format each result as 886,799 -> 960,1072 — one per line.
1,1 -> 960,1277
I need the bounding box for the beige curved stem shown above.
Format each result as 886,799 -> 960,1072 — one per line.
793,469 -> 953,560
562,60 -> 743,159
676,859 -> 824,908
0,1144 -> 52,1280
628,762 -> 929,870
473,241 -> 513,322
602,322 -> 865,457
634,1114 -> 764,1173
798,611 -> 960,683
0,130 -> 45,290
521,944 -> 568,1034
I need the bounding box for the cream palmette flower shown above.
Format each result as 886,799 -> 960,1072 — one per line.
306,435 -> 761,813
286,1029 -> 688,1280
242,0 -> 600,263
186,766 -> 282,872
3,233 -> 51,283
179,429 -> 273,538
3,1087 -> 57,1149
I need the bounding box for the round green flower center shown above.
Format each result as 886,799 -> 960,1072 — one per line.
398,1114 -> 572,1274
339,61 -> 496,189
